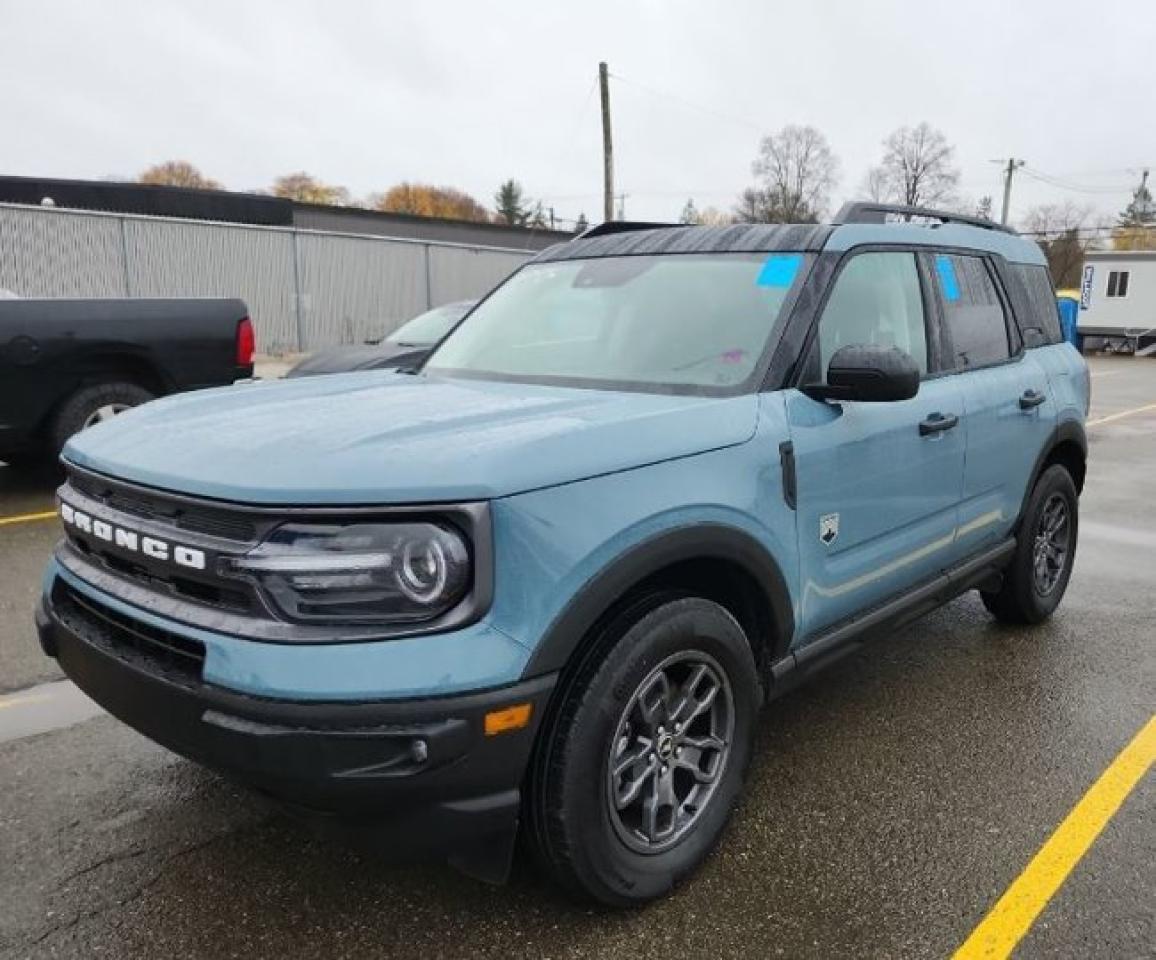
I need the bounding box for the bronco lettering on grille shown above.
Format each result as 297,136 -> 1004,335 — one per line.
60,501 -> 207,571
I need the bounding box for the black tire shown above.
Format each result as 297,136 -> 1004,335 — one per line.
0,450 -> 45,469
48,381 -> 155,455
526,596 -> 761,906
981,464 -> 1079,624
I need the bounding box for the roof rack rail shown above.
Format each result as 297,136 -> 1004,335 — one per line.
832,201 -> 1016,235
577,220 -> 685,240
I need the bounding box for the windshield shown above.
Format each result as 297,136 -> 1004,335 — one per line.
424,253 -> 804,392
386,302 -> 472,345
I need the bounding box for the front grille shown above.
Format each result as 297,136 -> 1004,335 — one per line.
62,466 -> 262,615
69,470 -> 257,543
54,581 -> 206,687
66,536 -> 253,613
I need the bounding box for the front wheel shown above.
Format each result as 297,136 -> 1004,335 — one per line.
527,596 -> 760,906
981,464 -> 1079,624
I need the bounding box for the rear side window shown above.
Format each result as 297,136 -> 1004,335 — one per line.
932,254 -> 1010,369
1009,264 -> 1063,346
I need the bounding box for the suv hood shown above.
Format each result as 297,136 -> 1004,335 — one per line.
64,372 -> 758,504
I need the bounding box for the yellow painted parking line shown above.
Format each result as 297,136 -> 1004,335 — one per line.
1087,401 -> 1156,428
952,714 -> 1156,960
0,509 -> 57,527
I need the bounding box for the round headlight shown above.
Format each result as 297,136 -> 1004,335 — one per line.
398,537 -> 449,604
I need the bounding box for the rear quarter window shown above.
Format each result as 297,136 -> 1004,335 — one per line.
1008,264 -> 1064,346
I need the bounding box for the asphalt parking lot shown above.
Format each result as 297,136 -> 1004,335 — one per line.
0,355 -> 1152,959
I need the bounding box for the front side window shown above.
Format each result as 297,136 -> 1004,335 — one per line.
933,254 -> 1010,368
424,253 -> 804,393
815,251 -> 928,382
1107,270 -> 1130,298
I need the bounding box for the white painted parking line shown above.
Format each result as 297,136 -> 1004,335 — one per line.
0,680 -> 104,743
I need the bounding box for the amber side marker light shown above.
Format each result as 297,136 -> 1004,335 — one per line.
484,702 -> 533,736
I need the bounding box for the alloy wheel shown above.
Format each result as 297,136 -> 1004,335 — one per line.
82,403 -> 131,430
1032,492 -> 1071,596
606,650 -> 734,854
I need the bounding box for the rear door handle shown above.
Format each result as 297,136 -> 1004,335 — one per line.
919,412 -> 959,436
1019,389 -> 1046,410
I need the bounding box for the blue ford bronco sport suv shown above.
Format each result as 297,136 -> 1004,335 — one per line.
36,202 -> 1089,906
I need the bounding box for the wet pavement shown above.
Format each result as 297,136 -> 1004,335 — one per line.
0,355 -> 1152,958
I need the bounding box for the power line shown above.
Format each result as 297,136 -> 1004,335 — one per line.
608,72 -> 766,133
1020,166 -> 1132,195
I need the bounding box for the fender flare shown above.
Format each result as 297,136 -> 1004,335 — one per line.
521,523 -> 795,678
1018,419 -> 1087,525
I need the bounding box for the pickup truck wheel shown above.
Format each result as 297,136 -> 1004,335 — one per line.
981,464 -> 1079,625
49,382 -> 155,454
527,596 -> 760,906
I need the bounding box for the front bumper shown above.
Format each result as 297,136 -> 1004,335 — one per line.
36,576 -> 555,876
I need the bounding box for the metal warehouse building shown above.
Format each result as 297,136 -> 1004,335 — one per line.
0,177 -> 571,353
1077,250 -> 1156,355
0,176 -> 570,252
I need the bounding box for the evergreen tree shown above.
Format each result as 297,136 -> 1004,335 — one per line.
494,179 -> 530,226
1118,170 -> 1154,226
1113,170 -> 1155,250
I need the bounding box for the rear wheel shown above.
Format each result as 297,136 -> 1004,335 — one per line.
527,596 -> 760,906
49,382 -> 155,455
981,464 -> 1079,624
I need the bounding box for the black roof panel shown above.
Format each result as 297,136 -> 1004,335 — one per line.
533,223 -> 832,262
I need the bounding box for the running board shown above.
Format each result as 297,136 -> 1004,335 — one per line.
769,538 -> 1016,692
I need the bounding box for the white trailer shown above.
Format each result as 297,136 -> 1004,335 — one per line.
1077,251 -> 1156,355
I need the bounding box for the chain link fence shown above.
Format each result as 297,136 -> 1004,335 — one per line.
0,202 -> 533,354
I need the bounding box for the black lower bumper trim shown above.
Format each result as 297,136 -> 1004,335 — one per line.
37,584 -> 555,875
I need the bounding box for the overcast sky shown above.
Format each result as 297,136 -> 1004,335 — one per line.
1,0 -> 1150,227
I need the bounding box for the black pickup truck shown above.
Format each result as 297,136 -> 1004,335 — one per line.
0,297 -> 254,464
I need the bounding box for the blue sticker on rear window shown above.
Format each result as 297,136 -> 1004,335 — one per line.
935,254 -> 960,302
757,253 -> 802,288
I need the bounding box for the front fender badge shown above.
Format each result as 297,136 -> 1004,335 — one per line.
820,513 -> 840,545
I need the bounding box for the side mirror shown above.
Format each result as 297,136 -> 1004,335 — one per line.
802,344 -> 920,403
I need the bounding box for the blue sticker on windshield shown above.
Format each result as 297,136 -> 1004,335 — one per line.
935,255 -> 960,302
756,253 -> 802,287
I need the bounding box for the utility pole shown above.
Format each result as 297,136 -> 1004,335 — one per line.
599,61 -> 614,222
616,193 -> 628,220
1000,158 -> 1025,226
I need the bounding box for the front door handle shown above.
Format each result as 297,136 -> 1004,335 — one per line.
1019,389 -> 1046,410
919,412 -> 959,436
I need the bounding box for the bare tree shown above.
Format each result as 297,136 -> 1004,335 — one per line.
732,187 -> 770,223
698,206 -> 734,226
862,123 -> 960,208
861,166 -> 890,203
1019,201 -> 1101,287
747,125 -> 839,222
